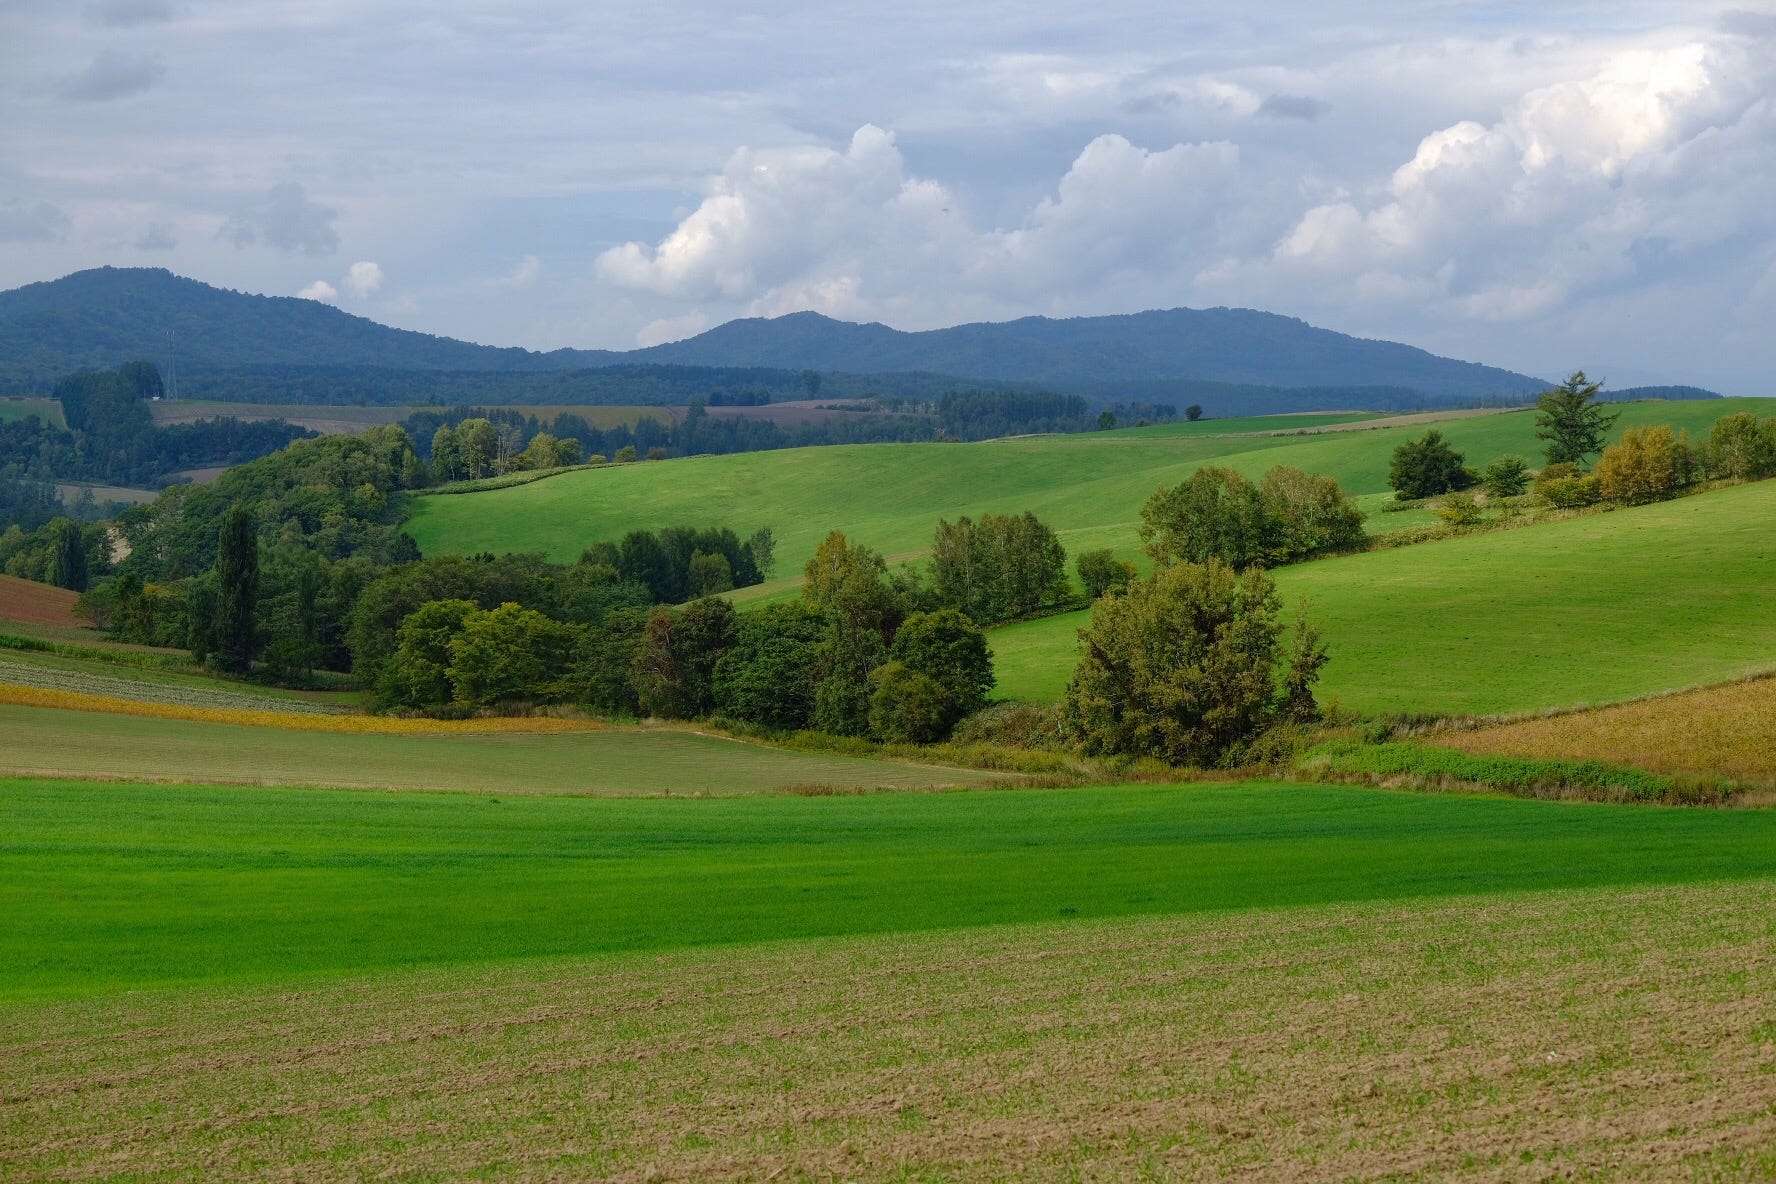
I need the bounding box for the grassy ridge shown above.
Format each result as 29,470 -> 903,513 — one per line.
990,478 -> 1776,715
8,776 -> 1776,1000
405,399 -> 1772,579
11,880 -> 1774,1181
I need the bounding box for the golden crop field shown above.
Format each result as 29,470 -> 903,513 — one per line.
1443,675 -> 1776,785
7,878 -> 1776,1182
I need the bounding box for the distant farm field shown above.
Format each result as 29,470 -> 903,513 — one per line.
0,395 -> 64,426
7,776 -> 1776,1001
0,573 -> 81,626
405,398 -> 1773,581
0,702 -> 1002,793
989,478 -> 1776,716
9,878 -> 1773,1181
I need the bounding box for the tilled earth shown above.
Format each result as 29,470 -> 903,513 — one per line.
5,879 -> 1776,1182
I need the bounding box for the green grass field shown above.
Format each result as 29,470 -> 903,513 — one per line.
8,775 -> 1776,1002
147,400 -> 671,433
990,478 -> 1776,715
406,398 -> 1773,580
0,395 -> 64,427
0,703 -> 1003,794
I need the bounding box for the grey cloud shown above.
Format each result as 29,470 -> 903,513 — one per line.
59,50 -> 166,101
1257,94 -> 1330,121
220,182 -> 340,255
1719,9 -> 1776,36
134,223 -> 176,251
1122,91 -> 1181,115
86,0 -> 175,26
0,200 -> 71,244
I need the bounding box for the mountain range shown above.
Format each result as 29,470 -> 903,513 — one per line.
0,267 -> 1556,408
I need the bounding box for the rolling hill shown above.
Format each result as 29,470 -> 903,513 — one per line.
2,267 -> 1551,408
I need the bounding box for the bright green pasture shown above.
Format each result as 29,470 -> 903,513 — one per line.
0,396 -> 64,427
0,703 -> 996,794
405,399 -> 1771,578
991,479 -> 1776,715
9,776 -> 1776,1001
1114,411 -> 1381,436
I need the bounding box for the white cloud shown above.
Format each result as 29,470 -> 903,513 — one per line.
635,311 -> 712,347
297,279 -> 338,302
344,260 -> 383,299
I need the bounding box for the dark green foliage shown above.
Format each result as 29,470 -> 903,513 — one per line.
712,603 -> 826,730
744,526 -> 776,578
812,623 -> 886,738
1185,404 -> 1204,421
1535,371 -> 1620,466
212,504 -> 259,674
631,597 -> 737,719
46,518 -> 87,592
929,512 -> 1070,624
614,526 -> 762,603
1388,430 -> 1476,499
1480,454 -> 1531,498
1064,560 -> 1323,766
447,603 -> 579,707
377,598 -> 478,708
1076,548 -> 1136,600
564,607 -> 649,716
1096,410 -> 1116,431
888,609 -> 993,724
867,662 -> 955,743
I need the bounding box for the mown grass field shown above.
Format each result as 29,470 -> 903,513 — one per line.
0,702 -> 1001,793
9,878 -> 1774,1181
8,776 -> 1776,1001
1443,676 -> 1776,785
990,478 -> 1776,716
405,398 -> 1773,581
0,394 -> 64,426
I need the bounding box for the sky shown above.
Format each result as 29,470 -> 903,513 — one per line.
2,1 -> 1773,390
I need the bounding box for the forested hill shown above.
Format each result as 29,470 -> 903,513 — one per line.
626,308 -> 1548,400
2,267 -> 1548,406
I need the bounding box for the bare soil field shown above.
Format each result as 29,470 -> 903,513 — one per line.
0,574 -> 82,627
5,878 -> 1773,1182
1443,675 -> 1776,786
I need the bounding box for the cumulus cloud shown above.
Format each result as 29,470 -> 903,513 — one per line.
297,280 -> 338,302
59,50 -> 165,101
0,200 -> 71,244
1261,39 -> 1776,321
635,311 -> 712,347
596,125 -> 1246,319
221,182 -> 340,255
343,260 -> 383,299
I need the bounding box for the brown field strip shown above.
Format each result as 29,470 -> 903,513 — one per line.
0,574 -> 82,628
5,879 -> 1776,1182
1443,676 -> 1776,784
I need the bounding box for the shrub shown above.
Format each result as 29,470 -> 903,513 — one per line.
629,596 -> 736,719
1480,454 -> 1530,499
1703,413 -> 1776,480
614,445 -> 638,463
1388,431 -> 1475,500
711,603 -> 824,730
930,511 -> 1070,624
1076,548 -> 1136,600
1594,425 -> 1693,505
1534,463 -> 1602,509
888,608 -> 993,723
950,701 -> 1067,749
867,662 -> 955,744
446,602 -> 578,707
1260,466 -> 1366,559
1064,560 -> 1326,766
1139,466 -> 1272,569
1434,491 -> 1484,527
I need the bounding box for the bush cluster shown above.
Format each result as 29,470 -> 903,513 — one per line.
1139,465 -> 1366,570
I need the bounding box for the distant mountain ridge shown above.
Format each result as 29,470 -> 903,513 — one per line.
0,267 -> 1553,405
